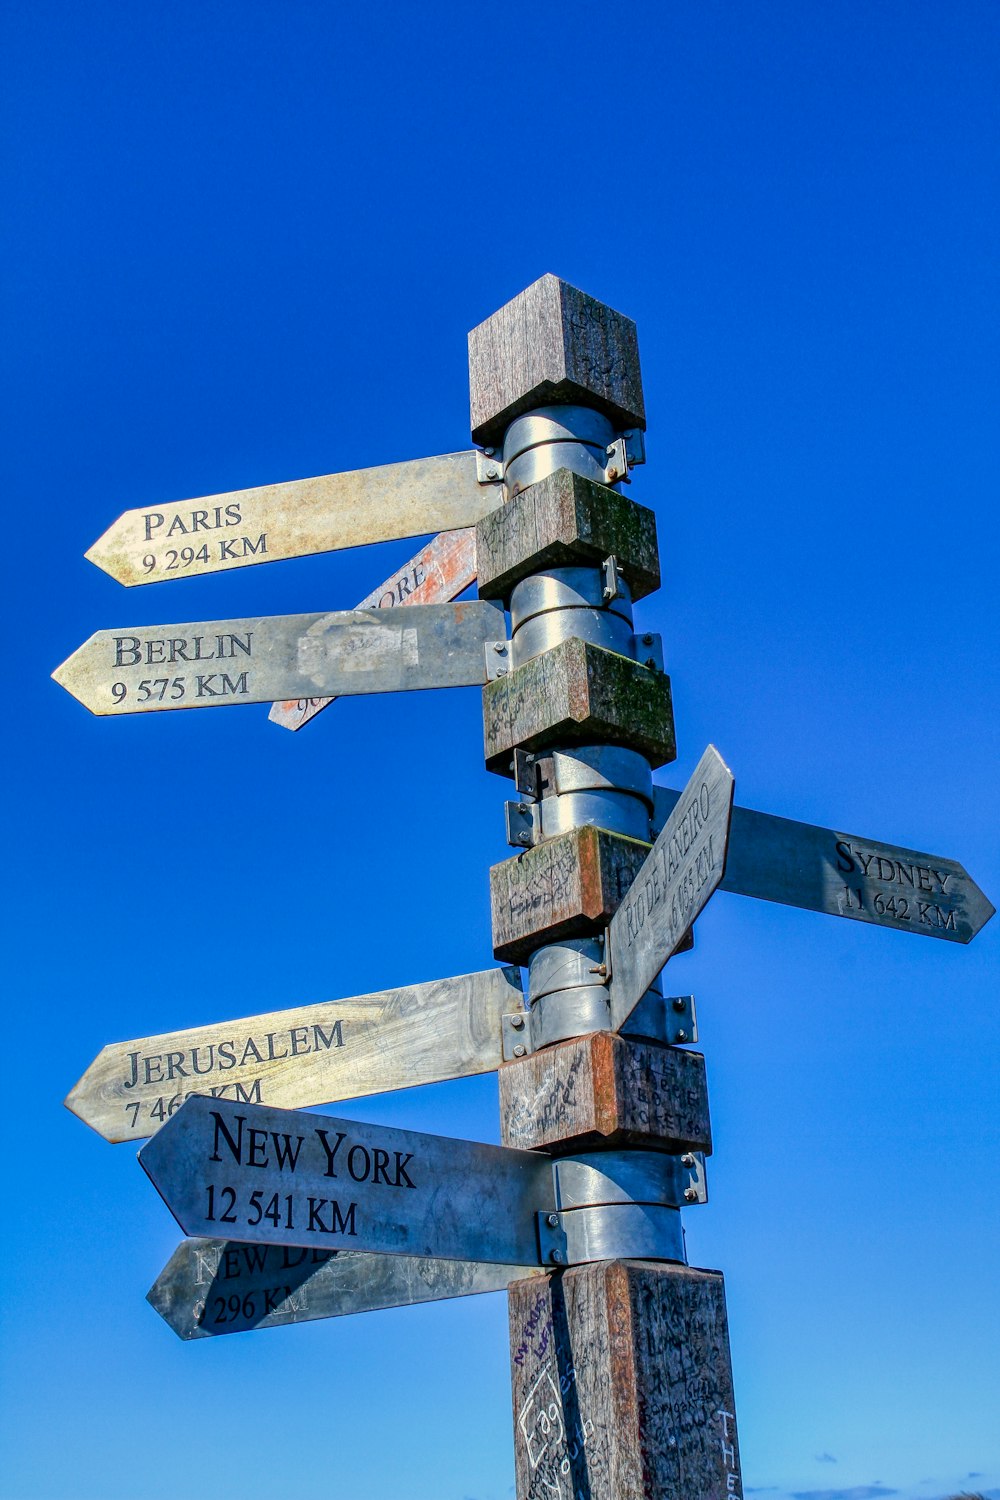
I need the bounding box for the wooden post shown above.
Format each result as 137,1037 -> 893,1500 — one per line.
471,275 -> 742,1498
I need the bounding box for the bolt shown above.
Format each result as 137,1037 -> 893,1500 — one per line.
683,1187 -> 699,1203
484,447 -> 495,457
510,1013 -> 525,1030
512,1043 -> 526,1058
675,1029 -> 689,1043
496,664 -> 508,676
672,997 -> 687,1012
549,1249 -> 565,1265
493,641 -> 507,654
517,832 -> 531,846
642,634 -> 654,646
546,1214 -> 560,1229
680,1153 -> 696,1168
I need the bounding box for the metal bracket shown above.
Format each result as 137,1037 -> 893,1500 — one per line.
512,748 -> 539,799
484,640 -> 511,681
622,428 -> 646,467
631,631 -> 664,672
621,991 -> 698,1046
602,554 -> 622,603
502,1007 -> 534,1061
475,449 -> 505,485
537,1210 -> 569,1266
504,799 -> 540,851
604,429 -> 646,486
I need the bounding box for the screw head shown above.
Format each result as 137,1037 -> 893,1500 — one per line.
642,633 -> 654,646
510,1013 -> 525,1030
672,997 -> 687,1013
483,447 -> 495,457
549,1249 -> 564,1265
675,1029 -> 689,1043
546,1213 -> 559,1229
493,641 -> 507,654
683,1187 -> 699,1203
512,1043 -> 526,1058
680,1153 -> 696,1168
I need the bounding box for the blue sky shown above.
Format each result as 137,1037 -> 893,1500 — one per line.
2,3 -> 998,1497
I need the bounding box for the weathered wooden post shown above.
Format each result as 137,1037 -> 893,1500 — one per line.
470,275 -> 743,1497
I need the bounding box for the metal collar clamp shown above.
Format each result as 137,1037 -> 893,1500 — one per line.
536,1149 -> 706,1267
506,744 -> 658,847
483,404 -> 646,498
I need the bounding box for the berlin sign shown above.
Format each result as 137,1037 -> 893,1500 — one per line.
52,599 -> 505,715
86,449 -> 502,586
66,966 -> 523,1144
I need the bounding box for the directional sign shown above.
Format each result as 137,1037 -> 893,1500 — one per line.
608,746 -> 735,1031
269,527 -> 478,731
149,1238 -> 541,1340
652,790 -> 994,944
86,449 -> 502,586
66,967 -> 522,1144
140,1095 -> 555,1265
52,599 -> 505,716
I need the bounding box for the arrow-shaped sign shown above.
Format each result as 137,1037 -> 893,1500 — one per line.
140,1095 -> 555,1265
268,527 -> 479,732
608,746 -> 735,1031
52,599 -> 505,715
652,790 -> 994,944
148,1238 -> 542,1340
86,450 -> 502,587
67,966 -> 523,1144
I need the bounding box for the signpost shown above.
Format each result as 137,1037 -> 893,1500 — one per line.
140,1094 -> 555,1264
86,448 -> 502,586
269,527 -> 478,730
58,273 -> 993,1499
607,746 -> 735,1031
149,1238 -> 542,1340
652,792 -> 995,944
67,966 -> 523,1143
52,599 -> 505,715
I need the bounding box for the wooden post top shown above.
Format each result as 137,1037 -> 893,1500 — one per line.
468,274 -> 645,446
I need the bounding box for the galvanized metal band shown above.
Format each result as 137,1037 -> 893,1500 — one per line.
502,406 -> 619,497
510,608 -> 633,669
528,937 -> 606,1002
528,986 -> 612,1048
542,1204 -> 687,1267
540,745 -> 654,806
552,1150 -> 706,1211
537,788 -> 652,843
509,567 -> 635,628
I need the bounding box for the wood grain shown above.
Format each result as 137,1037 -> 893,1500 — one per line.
476,469 -> 660,603
490,826 -> 651,964
469,275 -> 645,447
509,1261 -> 741,1499
482,637 -> 675,775
499,1032 -> 711,1156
